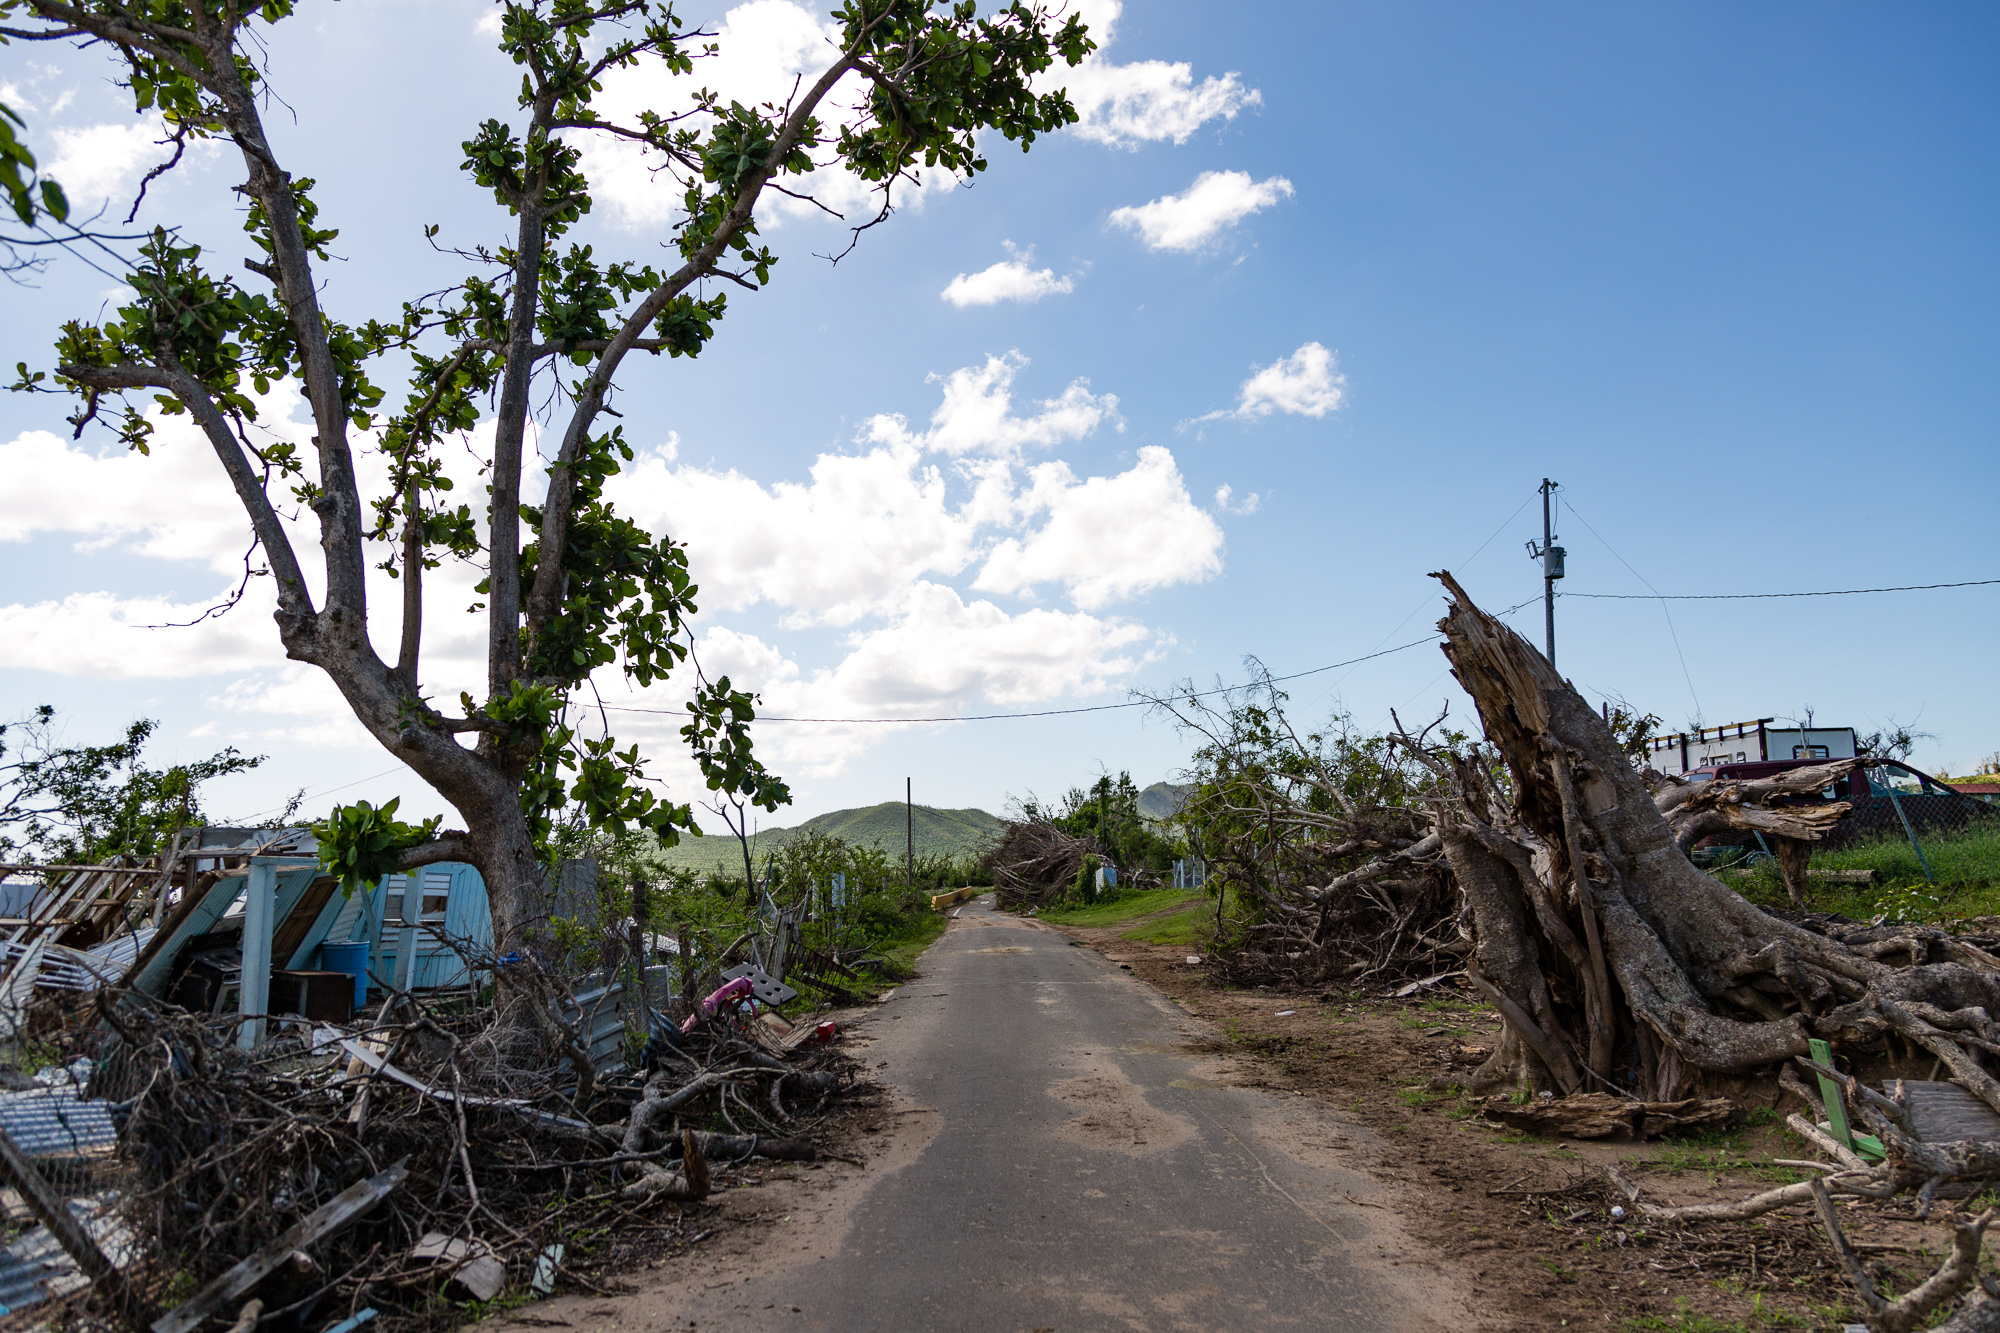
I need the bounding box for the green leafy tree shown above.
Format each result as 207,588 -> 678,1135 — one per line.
1146,668 -> 1468,929
5,0 -> 1093,982
0,705 -> 278,864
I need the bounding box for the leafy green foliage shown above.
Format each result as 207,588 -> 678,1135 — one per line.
0,101 -> 65,227
0,705 -> 272,864
1164,681 -> 1470,932
10,0 -> 1096,933
312,798 -> 443,897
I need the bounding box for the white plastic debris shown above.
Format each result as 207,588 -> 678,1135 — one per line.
531,1243 -> 564,1295
1185,956 -> 1202,965
1609,1205 -> 1627,1220
1274,1010 -> 1297,1017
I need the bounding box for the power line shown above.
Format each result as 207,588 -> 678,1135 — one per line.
1563,577 -> 2000,601
1559,495 -> 1703,721
598,636 -> 1443,726
599,593 -> 1543,728
237,763 -> 410,821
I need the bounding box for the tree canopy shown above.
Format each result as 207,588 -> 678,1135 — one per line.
2,0 -> 1093,955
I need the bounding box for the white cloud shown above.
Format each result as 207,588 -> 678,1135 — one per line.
940,243 -> 1075,307
573,0 -> 1254,231
1202,341 -> 1346,422
608,430 -> 975,628
974,446 -> 1222,609
47,118 -> 168,206
606,351 -> 1180,628
0,381 -> 500,696
877,352 -> 1118,460
1108,170 -> 1294,252
613,587 -> 1160,776
1214,483 -> 1261,515
5,351 -> 1221,778
0,422 -> 265,573
1041,0 -> 1259,149
573,0 -> 959,230
0,587 -> 281,678
203,666 -> 379,749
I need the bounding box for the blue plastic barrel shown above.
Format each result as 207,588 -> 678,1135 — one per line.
319,940 -> 371,1012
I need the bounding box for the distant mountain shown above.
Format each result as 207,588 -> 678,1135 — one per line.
1136,782 -> 1195,822
652,802 -> 1005,876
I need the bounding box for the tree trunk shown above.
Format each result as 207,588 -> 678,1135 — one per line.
1430,571 -> 2000,1102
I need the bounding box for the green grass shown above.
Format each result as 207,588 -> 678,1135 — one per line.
1642,1129 -> 1804,1184
1121,899 -> 1223,946
652,802 -> 1005,875
1720,823 -> 2000,922
861,911 -> 949,990
1040,887 -> 1203,928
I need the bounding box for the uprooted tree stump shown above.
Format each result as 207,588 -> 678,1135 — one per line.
1430,570 -> 2000,1106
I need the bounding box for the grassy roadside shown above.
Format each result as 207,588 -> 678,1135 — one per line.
1038,887 -> 1203,929
1718,824 -> 2000,921
867,910 -> 950,987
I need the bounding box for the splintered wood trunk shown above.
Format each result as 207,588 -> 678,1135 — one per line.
1432,572 -> 1898,1096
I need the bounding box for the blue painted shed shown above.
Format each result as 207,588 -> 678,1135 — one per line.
315,863 -> 493,993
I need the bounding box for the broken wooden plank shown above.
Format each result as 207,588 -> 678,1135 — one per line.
151,1159 -> 407,1333
1898,1080 -> 2000,1143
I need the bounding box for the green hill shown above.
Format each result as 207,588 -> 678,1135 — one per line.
1136,781 -> 1194,822
653,802 -> 1004,877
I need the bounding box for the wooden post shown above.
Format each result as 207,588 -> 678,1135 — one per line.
239,858 -> 275,1050
630,877 -> 650,1018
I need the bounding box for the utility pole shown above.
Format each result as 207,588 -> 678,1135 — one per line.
905,777 -> 914,892
1525,478 -> 1565,667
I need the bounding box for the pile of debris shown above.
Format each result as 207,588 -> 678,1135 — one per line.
0,833 -> 863,1332
985,822 -> 1101,912
0,971 -> 851,1332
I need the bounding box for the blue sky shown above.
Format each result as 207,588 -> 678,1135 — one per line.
2,0 -> 1997,834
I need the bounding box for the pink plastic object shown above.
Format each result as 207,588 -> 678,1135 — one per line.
681,976 -> 755,1033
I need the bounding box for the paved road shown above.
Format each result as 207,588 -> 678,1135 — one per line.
551,898 -> 1463,1333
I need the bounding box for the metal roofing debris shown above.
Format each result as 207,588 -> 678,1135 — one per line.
0,1088 -> 118,1160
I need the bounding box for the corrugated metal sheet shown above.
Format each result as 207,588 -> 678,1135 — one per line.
0,1089 -> 116,1159
0,1195 -> 134,1316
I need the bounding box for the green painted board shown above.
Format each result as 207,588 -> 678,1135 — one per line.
1808,1037 -> 1885,1161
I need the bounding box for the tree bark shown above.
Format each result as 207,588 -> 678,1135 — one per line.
1430,571 -> 2000,1098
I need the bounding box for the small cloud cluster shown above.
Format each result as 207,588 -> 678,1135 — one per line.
1196,342 -> 1345,426
1042,0 -> 1260,150
940,244 -> 1075,307
1108,170 -> 1295,253
1213,484 -> 1262,516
